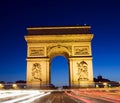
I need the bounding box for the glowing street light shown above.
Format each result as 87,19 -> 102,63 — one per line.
12,84 -> 17,89
96,84 -> 99,88
0,83 -> 4,89
108,84 -> 111,87
103,82 -> 107,88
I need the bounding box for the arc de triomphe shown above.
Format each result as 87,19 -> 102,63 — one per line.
24,26 -> 94,88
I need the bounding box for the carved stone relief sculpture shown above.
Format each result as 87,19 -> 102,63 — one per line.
29,47 -> 44,56
77,61 -> 88,81
74,46 -> 89,55
32,63 -> 42,81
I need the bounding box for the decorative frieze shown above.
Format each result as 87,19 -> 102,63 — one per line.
29,47 -> 45,57
74,46 -> 89,55
47,45 -> 72,54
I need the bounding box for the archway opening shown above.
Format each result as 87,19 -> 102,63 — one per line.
50,55 -> 69,88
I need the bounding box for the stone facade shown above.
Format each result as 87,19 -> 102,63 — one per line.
24,26 -> 94,88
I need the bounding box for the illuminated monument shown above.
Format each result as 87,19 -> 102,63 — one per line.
25,26 -> 94,88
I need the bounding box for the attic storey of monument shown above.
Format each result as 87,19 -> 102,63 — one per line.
24,25 -> 94,88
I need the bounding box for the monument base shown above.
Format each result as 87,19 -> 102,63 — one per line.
70,81 -> 95,88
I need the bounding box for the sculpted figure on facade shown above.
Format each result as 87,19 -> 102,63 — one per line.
32,63 -> 42,81
77,61 -> 88,81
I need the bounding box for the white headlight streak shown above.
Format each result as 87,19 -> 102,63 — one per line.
0,90 -> 51,103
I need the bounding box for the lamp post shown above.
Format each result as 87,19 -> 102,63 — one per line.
0,83 -> 4,89
103,82 -> 107,88
12,83 -> 17,89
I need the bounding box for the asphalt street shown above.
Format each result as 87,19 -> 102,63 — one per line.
34,91 -> 84,103
33,91 -> 115,103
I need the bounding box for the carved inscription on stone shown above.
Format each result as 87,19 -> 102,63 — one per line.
74,46 -> 89,55
77,61 -> 88,81
32,63 -> 42,81
29,47 -> 44,56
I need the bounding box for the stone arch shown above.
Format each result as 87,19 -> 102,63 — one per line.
25,26 -> 94,88
48,45 -> 71,86
47,45 -> 70,59
50,55 -> 70,86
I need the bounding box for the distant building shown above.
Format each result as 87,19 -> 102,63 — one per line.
94,75 -> 110,82
94,75 -> 120,87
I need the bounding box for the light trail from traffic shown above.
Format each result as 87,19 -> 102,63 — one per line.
0,88 -> 120,103
69,89 -> 120,103
0,90 -> 50,103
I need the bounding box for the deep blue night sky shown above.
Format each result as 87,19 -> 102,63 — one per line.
0,0 -> 120,85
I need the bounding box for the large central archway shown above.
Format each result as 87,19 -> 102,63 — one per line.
50,55 -> 69,87
48,45 -> 70,87
25,26 -> 94,88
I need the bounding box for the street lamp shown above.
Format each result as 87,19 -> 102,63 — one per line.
103,82 -> 107,88
0,83 -> 4,89
12,83 -> 17,89
96,84 -> 99,88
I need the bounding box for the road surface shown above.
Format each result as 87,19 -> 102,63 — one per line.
34,91 -> 115,103
34,91 -> 83,103
0,89 -> 120,103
